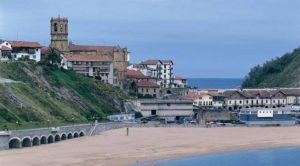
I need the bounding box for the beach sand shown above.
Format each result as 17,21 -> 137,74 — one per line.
1,127 -> 300,166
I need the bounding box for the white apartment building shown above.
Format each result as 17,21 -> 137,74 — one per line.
140,59 -> 174,88
161,60 -> 173,88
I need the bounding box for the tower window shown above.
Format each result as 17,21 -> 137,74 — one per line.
54,23 -> 58,32
60,24 -> 63,32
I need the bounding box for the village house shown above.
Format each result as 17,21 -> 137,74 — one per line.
184,91 -> 224,109
61,53 -> 114,84
0,45 -> 12,61
173,76 -> 187,88
126,69 -> 160,98
137,81 -> 160,98
0,41 -> 41,62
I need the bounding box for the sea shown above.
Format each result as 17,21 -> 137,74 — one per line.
188,78 -> 244,89
134,147 -> 300,166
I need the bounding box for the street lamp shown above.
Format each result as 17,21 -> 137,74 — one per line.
47,119 -> 50,128
16,121 -> 19,130
71,117 -> 74,126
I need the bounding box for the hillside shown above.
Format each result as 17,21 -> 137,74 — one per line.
0,61 -> 126,130
242,47 -> 300,88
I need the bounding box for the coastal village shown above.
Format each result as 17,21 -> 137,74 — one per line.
1,16 -> 300,127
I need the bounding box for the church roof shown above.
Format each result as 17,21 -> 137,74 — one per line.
69,43 -> 114,51
64,53 -> 113,61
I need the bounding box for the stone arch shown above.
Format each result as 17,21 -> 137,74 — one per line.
61,133 -> 67,140
79,131 -> 85,137
22,137 -> 32,147
48,135 -> 54,144
32,136 -> 40,146
73,132 -> 79,138
9,137 -> 21,149
265,106 -> 269,108
67,133 -> 73,139
55,134 -> 61,142
273,106 -> 276,108
40,136 -> 47,144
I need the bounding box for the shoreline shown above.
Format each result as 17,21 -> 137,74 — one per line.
133,145 -> 300,166
129,141 -> 300,166
1,127 -> 300,166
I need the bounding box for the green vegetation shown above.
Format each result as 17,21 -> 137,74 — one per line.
242,47 -> 300,88
0,61 -> 126,130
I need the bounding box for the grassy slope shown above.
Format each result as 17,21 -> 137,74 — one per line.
0,62 -> 125,130
242,47 -> 300,88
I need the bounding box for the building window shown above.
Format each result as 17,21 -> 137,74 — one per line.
154,89 -> 156,92
141,88 -> 144,92
146,88 -> 148,92
164,70 -> 166,73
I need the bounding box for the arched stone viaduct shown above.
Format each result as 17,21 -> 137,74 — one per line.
0,122 -> 132,150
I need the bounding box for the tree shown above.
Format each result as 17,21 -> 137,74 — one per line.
43,47 -> 62,65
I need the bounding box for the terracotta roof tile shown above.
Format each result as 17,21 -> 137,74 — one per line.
41,46 -> 49,55
0,46 -> 12,51
161,60 -> 173,64
64,53 -> 113,61
137,81 -> 160,88
127,70 -> 148,79
140,60 -> 162,65
174,76 -> 186,80
69,43 -> 114,51
280,89 -> 300,96
8,40 -> 42,48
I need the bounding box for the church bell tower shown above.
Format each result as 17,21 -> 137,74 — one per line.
50,16 -> 69,52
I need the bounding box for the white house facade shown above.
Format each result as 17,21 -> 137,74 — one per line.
1,41 -> 42,62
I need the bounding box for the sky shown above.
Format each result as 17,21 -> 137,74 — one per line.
1,0 -> 300,78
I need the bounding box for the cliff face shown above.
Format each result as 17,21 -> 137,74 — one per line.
242,47 -> 300,88
0,62 -> 125,129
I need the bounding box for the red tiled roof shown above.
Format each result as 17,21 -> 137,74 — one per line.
137,81 -> 160,88
8,41 -> 42,48
64,53 -> 113,61
161,60 -> 173,64
140,60 -> 161,65
174,76 -> 186,80
0,46 -> 11,51
127,70 -> 148,79
41,46 -> 49,55
280,89 -> 300,96
69,43 -> 114,51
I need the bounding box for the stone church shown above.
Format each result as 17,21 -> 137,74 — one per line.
50,16 -> 129,88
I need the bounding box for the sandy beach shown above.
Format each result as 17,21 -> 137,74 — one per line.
1,127 -> 300,166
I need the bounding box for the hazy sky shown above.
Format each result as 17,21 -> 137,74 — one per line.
1,0 -> 300,78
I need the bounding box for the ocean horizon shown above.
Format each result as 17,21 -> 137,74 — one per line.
188,78 -> 244,89
135,146 -> 300,166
